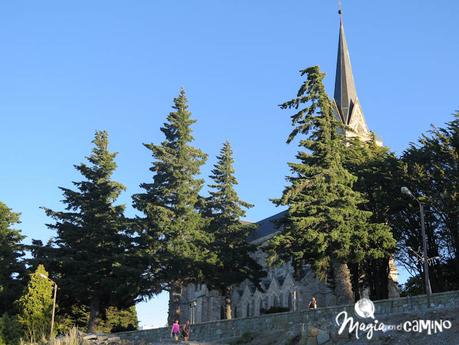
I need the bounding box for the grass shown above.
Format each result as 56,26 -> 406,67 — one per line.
18,328 -> 89,345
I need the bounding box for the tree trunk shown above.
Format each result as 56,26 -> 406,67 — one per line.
367,258 -> 389,300
87,297 -> 100,334
168,283 -> 182,325
348,262 -> 361,301
225,287 -> 232,320
332,259 -> 354,305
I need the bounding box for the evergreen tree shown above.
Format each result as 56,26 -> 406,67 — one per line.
17,265 -> 53,343
132,89 -> 210,323
203,142 -> 264,319
267,66 -> 395,304
342,138 -> 400,299
394,112 -> 459,292
42,131 -> 141,333
0,202 -> 25,314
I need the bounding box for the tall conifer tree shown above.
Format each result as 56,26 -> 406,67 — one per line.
203,142 -> 263,319
133,89 -> 210,323
343,138 -> 400,299
0,202 -> 25,314
43,131 -> 139,333
267,66 -> 395,304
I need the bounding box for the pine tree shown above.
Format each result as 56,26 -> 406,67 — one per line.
0,202 -> 25,314
267,66 -> 395,304
42,131 -> 140,333
203,142 -> 264,319
17,265 -> 53,343
342,138 -> 400,299
132,89 -> 210,323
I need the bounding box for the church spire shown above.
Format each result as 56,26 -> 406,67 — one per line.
334,11 -> 358,124
333,8 -> 372,141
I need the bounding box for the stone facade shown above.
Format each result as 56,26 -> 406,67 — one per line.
179,212 -> 337,323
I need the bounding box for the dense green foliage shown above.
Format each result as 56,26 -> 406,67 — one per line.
394,113 -> 459,293
55,304 -> 138,334
132,89 -> 212,323
203,142 -> 264,318
17,265 -> 53,343
0,313 -> 22,345
99,306 -> 138,333
342,139 -> 401,299
0,202 -> 25,314
39,131 -> 143,333
267,66 -> 395,303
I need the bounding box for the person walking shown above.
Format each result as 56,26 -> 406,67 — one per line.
171,320 -> 180,342
182,320 -> 191,342
308,296 -> 318,309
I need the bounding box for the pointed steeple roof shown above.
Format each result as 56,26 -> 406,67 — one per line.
334,12 -> 358,125
332,10 -> 374,143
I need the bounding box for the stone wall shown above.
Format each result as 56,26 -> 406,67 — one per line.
119,290 -> 459,344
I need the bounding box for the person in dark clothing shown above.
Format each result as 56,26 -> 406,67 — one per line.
182,320 -> 190,342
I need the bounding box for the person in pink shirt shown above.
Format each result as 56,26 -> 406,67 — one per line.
171,320 -> 180,342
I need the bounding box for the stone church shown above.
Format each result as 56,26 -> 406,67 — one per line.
175,12 -> 399,324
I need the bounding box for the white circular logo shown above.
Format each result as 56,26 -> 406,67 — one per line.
354,298 -> 375,319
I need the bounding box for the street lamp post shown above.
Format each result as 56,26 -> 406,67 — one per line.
190,301 -> 197,324
39,274 -> 58,338
401,187 -> 433,307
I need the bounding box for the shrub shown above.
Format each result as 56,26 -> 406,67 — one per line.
0,313 -> 22,345
17,265 -> 54,343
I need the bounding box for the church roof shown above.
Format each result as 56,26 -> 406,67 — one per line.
248,210 -> 286,243
333,13 -> 360,126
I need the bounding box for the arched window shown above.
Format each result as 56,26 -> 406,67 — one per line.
246,303 -> 250,317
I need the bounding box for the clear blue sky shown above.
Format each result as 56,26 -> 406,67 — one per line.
0,1 -> 457,329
